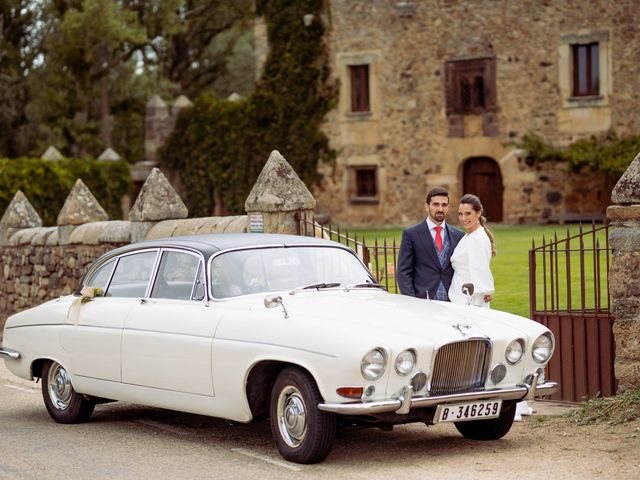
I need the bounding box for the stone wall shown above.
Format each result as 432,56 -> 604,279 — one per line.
607,153 -> 640,392
317,0 -> 640,225
0,151 -> 307,333
1,244 -> 121,315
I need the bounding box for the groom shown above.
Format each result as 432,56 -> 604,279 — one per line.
397,187 -> 464,300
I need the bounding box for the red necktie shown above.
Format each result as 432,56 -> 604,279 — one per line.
434,226 -> 443,252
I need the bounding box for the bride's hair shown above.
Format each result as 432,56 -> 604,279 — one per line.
460,194 -> 496,257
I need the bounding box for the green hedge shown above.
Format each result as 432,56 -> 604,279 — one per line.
0,157 -> 132,225
161,0 -> 336,217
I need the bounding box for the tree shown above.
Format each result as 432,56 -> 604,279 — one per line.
11,0 -> 254,160
0,0 -> 40,157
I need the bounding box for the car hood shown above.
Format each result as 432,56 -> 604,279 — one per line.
222,289 -> 546,350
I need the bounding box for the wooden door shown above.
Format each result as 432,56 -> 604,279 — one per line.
463,157 -> 503,222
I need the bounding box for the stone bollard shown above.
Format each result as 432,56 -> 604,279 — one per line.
245,150 -> 316,235
606,152 -> 640,392
57,180 -> 109,245
129,167 -> 188,242
0,191 -> 43,246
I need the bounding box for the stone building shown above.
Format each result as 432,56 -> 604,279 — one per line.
315,0 -> 639,225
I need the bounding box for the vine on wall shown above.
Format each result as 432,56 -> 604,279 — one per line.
162,0 -> 336,217
519,130 -> 640,177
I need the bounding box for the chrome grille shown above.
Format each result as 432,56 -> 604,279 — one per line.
429,340 -> 491,396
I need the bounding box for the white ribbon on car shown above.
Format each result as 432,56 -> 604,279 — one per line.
67,286 -> 102,325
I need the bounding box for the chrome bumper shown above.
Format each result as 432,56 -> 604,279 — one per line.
318,380 -> 560,415
0,347 -> 21,360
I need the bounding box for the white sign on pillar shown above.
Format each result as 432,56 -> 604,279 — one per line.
249,213 -> 264,233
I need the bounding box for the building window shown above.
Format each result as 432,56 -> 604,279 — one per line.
445,57 -> 496,115
572,43 -> 599,96
349,166 -> 378,202
349,64 -> 370,112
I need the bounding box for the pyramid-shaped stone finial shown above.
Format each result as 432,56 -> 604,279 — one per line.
97,147 -> 121,161
56,179 -> 109,245
611,151 -> 640,205
130,168 -> 188,222
245,150 -> 316,213
41,146 -> 64,161
172,95 -> 193,116
129,168 -> 188,242
0,190 -> 42,229
0,190 -> 43,245
58,179 -> 109,226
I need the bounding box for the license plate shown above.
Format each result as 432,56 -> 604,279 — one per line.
435,400 -> 502,423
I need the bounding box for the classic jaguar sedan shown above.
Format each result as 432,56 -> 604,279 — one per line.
0,234 -> 559,464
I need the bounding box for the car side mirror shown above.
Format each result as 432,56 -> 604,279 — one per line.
264,294 -> 289,319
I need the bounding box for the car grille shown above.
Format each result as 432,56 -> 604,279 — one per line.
429,339 -> 491,396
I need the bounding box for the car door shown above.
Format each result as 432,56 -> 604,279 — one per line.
61,249 -> 159,382
121,249 -> 218,396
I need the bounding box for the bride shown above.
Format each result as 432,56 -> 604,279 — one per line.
448,194 -> 495,307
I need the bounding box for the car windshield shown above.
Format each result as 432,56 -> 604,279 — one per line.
210,246 -> 374,298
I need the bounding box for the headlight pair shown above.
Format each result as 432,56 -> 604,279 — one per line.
505,333 -> 554,366
360,348 -> 416,380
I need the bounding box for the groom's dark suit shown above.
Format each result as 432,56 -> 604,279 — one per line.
397,221 -> 464,299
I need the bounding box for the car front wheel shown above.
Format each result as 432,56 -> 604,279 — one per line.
41,360 -> 95,424
454,400 -> 516,440
269,367 -> 336,464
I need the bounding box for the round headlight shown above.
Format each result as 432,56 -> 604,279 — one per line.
532,332 -> 554,363
395,349 -> 416,376
505,339 -> 524,365
361,348 -> 387,381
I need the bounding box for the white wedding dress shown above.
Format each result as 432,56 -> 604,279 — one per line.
448,227 -> 495,307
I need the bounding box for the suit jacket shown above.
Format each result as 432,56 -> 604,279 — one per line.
397,221 -> 464,299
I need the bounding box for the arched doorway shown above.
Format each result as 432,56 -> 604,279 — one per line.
462,157 -> 504,222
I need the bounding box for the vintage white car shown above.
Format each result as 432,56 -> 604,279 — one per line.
0,234 -> 559,464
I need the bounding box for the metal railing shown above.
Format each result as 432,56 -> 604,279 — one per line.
296,212 -> 400,293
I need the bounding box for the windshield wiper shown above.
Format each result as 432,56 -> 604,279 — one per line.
289,282 -> 342,295
345,282 -> 386,291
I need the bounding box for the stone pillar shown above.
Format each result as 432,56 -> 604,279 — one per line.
607,152 -> 640,392
129,168 -> 188,242
144,95 -> 170,164
244,150 -> 316,234
57,180 -> 109,245
0,191 -> 43,245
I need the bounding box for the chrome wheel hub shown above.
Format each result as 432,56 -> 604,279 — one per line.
47,363 -> 72,410
277,386 -> 307,448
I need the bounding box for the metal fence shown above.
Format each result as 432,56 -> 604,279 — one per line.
528,223 -> 616,402
296,212 -> 400,293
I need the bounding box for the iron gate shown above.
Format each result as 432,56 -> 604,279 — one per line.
529,223 -> 616,402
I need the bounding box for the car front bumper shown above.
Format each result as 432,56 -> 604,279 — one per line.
318,378 -> 560,415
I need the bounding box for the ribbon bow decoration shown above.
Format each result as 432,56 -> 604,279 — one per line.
67,286 -> 103,325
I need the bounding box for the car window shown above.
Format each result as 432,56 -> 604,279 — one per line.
85,258 -> 116,290
106,251 -> 158,298
210,246 -> 373,298
150,251 -> 201,300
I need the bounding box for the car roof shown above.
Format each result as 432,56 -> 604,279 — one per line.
96,233 -> 344,261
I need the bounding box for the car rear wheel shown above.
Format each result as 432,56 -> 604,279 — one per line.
41,360 -> 95,424
269,367 -> 336,464
454,400 -> 516,440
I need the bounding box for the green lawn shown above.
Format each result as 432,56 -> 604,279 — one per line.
342,224 -> 609,318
